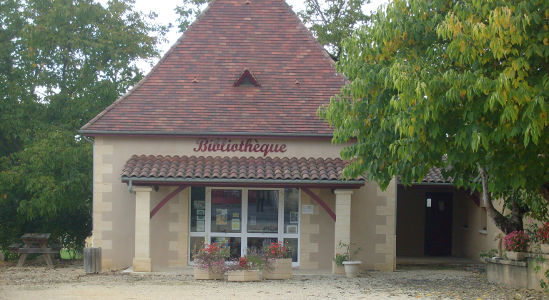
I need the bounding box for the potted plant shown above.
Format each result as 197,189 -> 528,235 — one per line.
227,254 -> 263,282
263,242 -> 292,280
504,230 -> 529,260
536,222 -> 549,254
334,241 -> 362,278
193,243 -> 229,280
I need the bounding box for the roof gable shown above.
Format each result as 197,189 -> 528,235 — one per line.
81,0 -> 345,137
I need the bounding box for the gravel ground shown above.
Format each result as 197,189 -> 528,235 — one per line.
0,260 -> 547,300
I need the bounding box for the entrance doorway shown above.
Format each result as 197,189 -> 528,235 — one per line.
424,192 -> 453,256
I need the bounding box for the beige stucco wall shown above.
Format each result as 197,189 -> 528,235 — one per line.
92,135 -> 397,271
396,185 -> 500,261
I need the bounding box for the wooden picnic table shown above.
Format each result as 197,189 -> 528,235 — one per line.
10,233 -> 59,267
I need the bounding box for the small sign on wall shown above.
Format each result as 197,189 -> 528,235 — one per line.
302,205 -> 314,215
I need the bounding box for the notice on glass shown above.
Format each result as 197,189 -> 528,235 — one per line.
196,220 -> 205,232
290,211 -> 299,223
231,218 -> 240,231
216,208 -> 228,225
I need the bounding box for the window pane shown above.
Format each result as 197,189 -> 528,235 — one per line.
190,187 -> 206,232
212,237 -> 241,260
247,237 -> 278,255
284,238 -> 298,262
284,188 -> 299,234
189,236 -> 205,261
247,190 -> 278,233
211,190 -> 242,233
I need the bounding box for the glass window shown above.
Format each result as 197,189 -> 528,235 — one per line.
284,238 -> 298,262
190,187 -> 206,232
284,188 -> 299,234
189,236 -> 205,261
248,190 -> 279,233
212,237 -> 241,260
211,190 -> 242,233
247,237 -> 278,254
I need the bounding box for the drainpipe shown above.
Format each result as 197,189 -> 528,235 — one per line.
128,179 -> 134,193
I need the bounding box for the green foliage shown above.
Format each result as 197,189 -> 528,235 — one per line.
333,253 -> 347,266
319,0 -> 548,231
479,248 -> 498,260
175,0 -> 209,32
299,0 -> 371,60
175,0 -> 371,59
0,0 -> 166,251
334,240 -> 361,265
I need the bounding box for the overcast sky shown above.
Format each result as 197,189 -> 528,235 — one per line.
101,0 -> 387,71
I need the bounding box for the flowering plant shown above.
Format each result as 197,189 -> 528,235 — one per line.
193,243 -> 229,273
536,222 -> 549,244
504,230 -> 530,252
263,242 -> 291,259
228,253 -> 265,271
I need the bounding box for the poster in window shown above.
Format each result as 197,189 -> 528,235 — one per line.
216,208 -> 228,225
196,215 -> 204,221
286,225 -> 298,234
290,211 -> 299,223
231,218 -> 240,231
196,209 -> 205,216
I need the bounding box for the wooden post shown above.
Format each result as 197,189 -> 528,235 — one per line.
84,247 -> 102,274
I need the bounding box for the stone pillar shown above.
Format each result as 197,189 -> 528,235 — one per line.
333,189 -> 353,274
133,186 -> 153,272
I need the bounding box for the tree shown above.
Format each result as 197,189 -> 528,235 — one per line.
0,0 -> 167,251
175,0 -> 371,59
319,0 -> 548,233
298,0 -> 371,60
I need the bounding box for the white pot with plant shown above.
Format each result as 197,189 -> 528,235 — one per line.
333,241 -> 362,278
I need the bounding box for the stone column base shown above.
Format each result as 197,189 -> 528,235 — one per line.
332,261 -> 344,274
133,257 -> 152,272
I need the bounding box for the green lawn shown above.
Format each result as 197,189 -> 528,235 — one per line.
59,249 -> 83,260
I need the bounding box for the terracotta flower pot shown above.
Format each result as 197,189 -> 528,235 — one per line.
227,270 -> 261,282
263,258 -> 292,280
194,267 -> 224,280
541,244 -> 549,254
506,251 -> 526,261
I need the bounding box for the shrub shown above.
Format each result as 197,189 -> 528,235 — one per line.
263,242 -> 291,260
536,222 -> 549,244
504,230 -> 530,252
193,243 -> 229,273
228,253 -> 265,271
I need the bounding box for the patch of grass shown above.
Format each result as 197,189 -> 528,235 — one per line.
60,249 -> 83,260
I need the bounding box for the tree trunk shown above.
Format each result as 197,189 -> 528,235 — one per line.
478,165 -> 524,234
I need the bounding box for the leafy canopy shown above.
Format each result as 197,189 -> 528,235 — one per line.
320,0 -> 548,205
0,0 -> 166,250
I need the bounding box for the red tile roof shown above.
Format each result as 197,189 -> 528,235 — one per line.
81,0 -> 345,137
121,155 -> 364,186
421,167 -> 453,184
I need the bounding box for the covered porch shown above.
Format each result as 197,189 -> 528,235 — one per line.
396,167 -> 493,262
121,155 -> 364,272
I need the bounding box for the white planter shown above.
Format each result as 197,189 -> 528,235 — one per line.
263,258 -> 292,280
227,270 -> 261,282
194,267 -> 224,280
342,261 -> 362,278
506,251 -> 526,261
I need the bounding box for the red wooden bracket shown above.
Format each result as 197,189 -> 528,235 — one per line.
302,187 -> 336,221
150,185 -> 188,219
